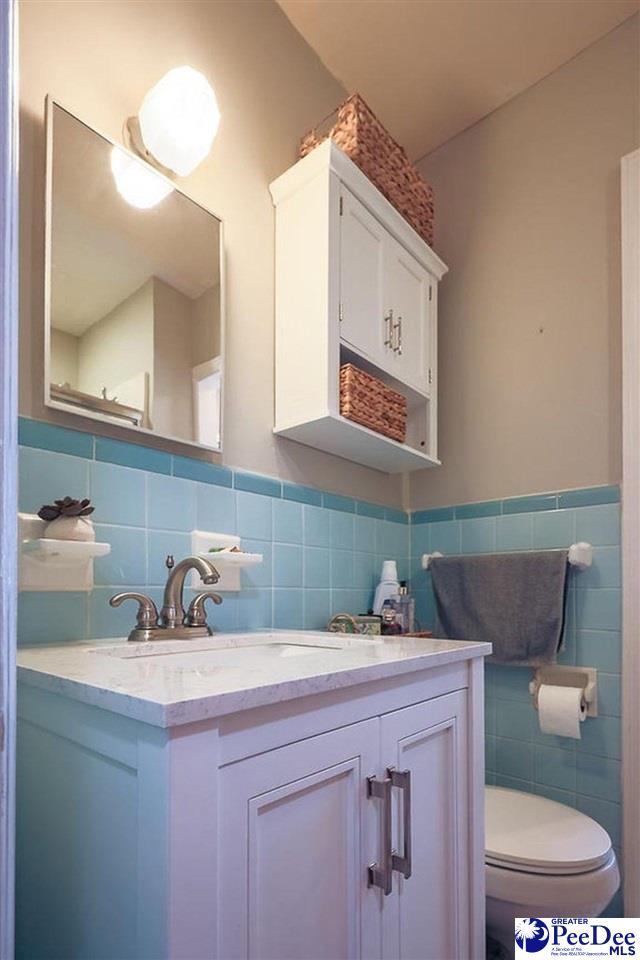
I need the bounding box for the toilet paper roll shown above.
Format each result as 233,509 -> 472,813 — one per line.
537,684 -> 586,739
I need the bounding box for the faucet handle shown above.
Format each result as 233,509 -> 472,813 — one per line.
185,591 -> 223,629
110,592 -> 159,633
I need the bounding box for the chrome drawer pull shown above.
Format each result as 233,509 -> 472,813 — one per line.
367,774 -> 393,895
389,768 -> 412,879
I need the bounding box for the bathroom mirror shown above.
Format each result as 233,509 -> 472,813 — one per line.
44,99 -> 224,451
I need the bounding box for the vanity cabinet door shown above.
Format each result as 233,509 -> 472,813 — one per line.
380,690 -> 470,960
383,234 -> 433,394
339,187 -> 387,366
218,719 -> 382,960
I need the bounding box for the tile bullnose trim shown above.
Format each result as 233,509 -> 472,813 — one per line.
411,485 -> 620,524
18,417 -> 409,523
19,416 -> 94,459
173,455 -> 232,488
411,507 -> 455,525
234,470 -> 282,498
322,493 -> 356,514
95,437 -> 172,475
356,501 -> 386,520
282,482 -> 322,507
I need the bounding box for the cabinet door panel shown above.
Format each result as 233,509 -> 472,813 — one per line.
219,720 -> 381,960
381,691 -> 469,960
384,237 -> 432,392
339,188 -> 386,363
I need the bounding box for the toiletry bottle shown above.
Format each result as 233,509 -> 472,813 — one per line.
395,581 -> 415,633
373,560 -> 400,615
381,599 -> 402,635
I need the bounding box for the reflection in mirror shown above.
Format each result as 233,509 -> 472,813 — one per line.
46,101 -> 224,450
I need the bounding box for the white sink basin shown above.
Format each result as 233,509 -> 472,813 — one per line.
88,631 -> 381,671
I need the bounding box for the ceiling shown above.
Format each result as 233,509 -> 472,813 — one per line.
277,0 -> 640,160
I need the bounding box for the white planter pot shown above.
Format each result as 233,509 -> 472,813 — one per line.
43,516 -> 96,542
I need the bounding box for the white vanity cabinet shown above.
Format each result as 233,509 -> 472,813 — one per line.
16,636 -> 487,960
270,141 -> 447,473
219,689 -> 471,960
218,719 -> 382,960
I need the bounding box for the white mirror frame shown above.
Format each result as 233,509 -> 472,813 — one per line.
43,96 -> 226,454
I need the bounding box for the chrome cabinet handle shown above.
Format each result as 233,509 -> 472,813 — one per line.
367,774 -> 393,895
384,309 -> 394,349
393,316 -> 403,354
389,768 -> 412,879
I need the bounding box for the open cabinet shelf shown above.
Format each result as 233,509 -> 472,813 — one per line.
276,413 -> 440,473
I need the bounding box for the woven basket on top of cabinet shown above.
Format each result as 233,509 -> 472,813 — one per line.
340,363 -> 407,444
300,93 -> 434,248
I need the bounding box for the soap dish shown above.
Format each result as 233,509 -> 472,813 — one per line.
190,530 -> 263,592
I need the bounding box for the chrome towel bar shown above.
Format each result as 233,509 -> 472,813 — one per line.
421,542 -> 593,571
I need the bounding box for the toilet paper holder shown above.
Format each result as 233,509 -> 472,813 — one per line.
529,665 -> 598,718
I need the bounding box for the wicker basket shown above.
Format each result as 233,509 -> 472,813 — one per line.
340,363 -> 407,443
300,93 -> 434,247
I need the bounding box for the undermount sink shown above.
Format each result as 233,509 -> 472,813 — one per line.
88,631 -> 381,670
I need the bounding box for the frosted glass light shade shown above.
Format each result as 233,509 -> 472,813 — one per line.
110,147 -> 173,209
138,66 -> 220,177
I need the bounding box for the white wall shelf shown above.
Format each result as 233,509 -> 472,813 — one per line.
19,513 -> 111,592
270,140 -> 448,474
22,539 -> 110,562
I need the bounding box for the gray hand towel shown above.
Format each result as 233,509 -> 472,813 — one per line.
430,550 -> 569,665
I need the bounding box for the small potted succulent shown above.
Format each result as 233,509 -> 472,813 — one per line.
37,497 -> 96,542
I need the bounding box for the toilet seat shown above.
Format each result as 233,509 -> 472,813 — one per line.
486,850 -> 619,910
486,786 -> 613,876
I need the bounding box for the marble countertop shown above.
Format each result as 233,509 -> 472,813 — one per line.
17,630 -> 491,728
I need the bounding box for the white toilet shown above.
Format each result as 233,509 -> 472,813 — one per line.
486,786 -> 620,952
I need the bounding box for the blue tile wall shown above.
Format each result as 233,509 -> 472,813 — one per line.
16,418 -> 623,914
409,485 -> 623,915
17,418 -> 409,643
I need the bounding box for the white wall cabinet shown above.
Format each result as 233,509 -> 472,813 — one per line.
270,141 -> 447,473
339,187 -> 387,367
382,231 -> 434,393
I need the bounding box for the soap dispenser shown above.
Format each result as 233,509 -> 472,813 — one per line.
373,560 -> 400,615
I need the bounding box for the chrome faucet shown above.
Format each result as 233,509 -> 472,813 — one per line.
110,554 -> 222,642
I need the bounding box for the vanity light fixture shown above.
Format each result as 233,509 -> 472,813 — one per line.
132,66 -> 220,177
110,146 -> 173,210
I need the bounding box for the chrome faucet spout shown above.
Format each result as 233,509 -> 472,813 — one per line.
160,555 -> 220,628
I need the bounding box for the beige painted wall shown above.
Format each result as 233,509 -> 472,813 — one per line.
19,0 -> 405,507
411,15 -> 640,510
77,280 -> 153,401
49,328 -> 78,386
152,278 -> 194,441
192,285 -> 221,364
